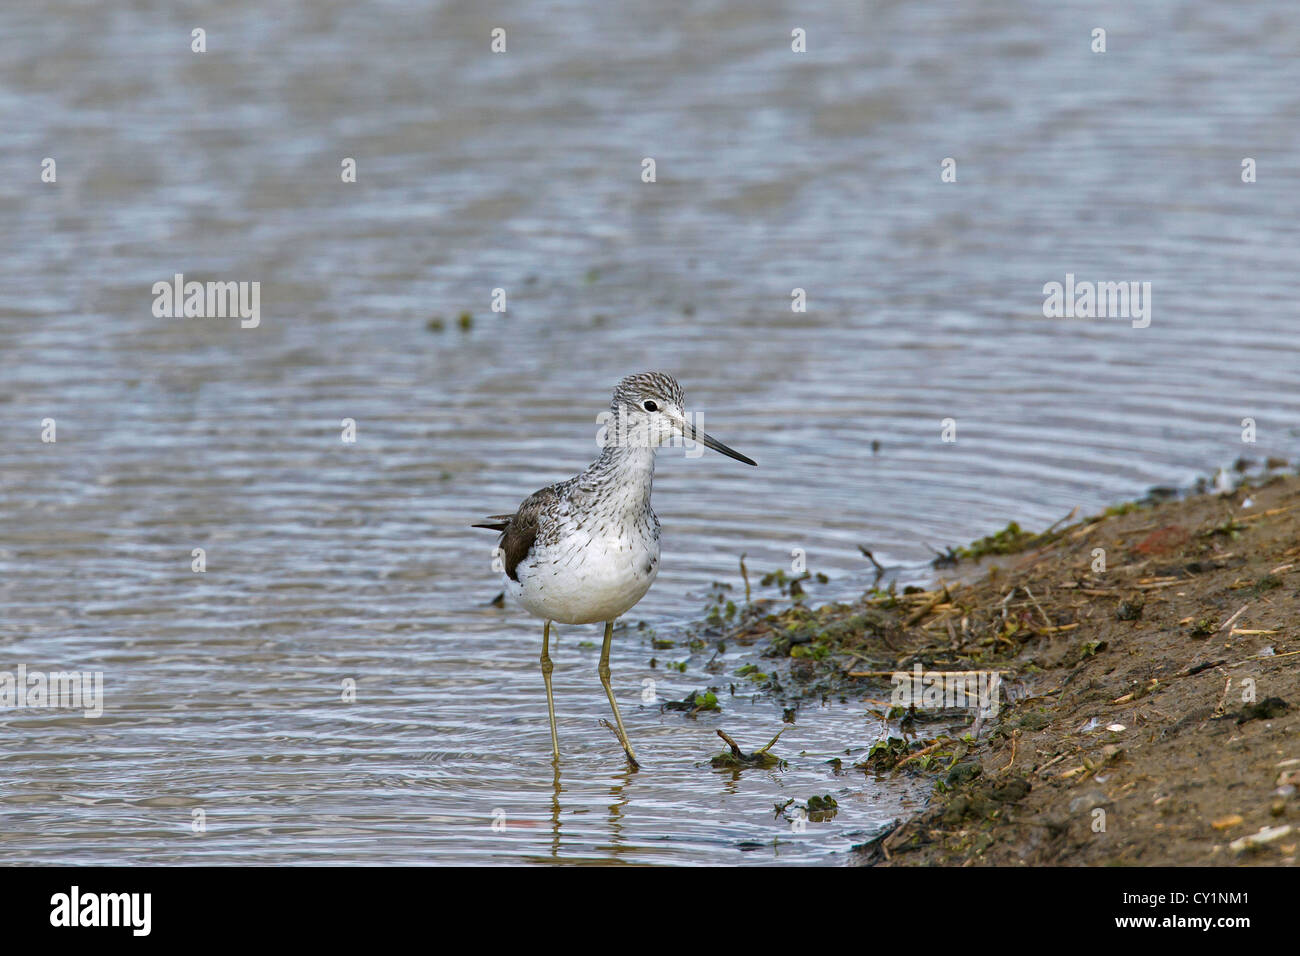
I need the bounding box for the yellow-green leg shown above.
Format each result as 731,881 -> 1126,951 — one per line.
599,619 -> 640,769
541,620 -> 559,761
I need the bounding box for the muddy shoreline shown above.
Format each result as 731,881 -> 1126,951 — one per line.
713,469 -> 1300,865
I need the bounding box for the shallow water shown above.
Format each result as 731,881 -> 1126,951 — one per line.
1,0 -> 1298,864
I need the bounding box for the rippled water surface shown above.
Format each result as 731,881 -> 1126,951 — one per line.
1,0 -> 1298,864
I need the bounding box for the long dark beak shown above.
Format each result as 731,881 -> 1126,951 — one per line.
680,418 -> 757,466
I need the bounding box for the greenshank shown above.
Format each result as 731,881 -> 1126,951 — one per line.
474,371 -> 756,769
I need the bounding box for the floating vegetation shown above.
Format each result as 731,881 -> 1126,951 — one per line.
759,568 -> 827,600
662,688 -> 718,716
704,600 -> 737,625
789,642 -> 829,660
927,545 -> 960,569
710,727 -> 786,770
735,663 -> 768,683
956,521 -> 1041,560
805,794 -> 838,821
773,792 -> 838,823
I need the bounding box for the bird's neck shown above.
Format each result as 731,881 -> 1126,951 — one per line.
585,444 -> 656,512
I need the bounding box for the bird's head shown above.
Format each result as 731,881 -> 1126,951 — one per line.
606,371 -> 756,465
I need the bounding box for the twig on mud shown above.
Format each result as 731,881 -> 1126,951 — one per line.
1218,603 -> 1250,635
1238,505 -> 1295,522
1069,521 -> 1101,541
904,581 -> 949,627
1228,649 -> 1300,667
1037,753 -> 1068,775
739,553 -> 750,604
896,739 -> 947,767
1044,507 -> 1081,535
842,649 -> 879,665
1109,657 -> 1234,703
1002,731 -> 1018,771
880,819 -> 915,859
921,609 -> 958,631
1212,678 -> 1234,719
1022,585 -> 1053,629
1000,588 -> 1015,621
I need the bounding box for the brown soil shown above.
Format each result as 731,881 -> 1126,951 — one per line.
732,473 -> 1300,866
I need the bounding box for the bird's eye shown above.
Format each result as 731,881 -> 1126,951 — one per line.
642,400 -> 658,412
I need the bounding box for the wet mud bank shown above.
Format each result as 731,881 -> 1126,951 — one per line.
715,470 -> 1300,865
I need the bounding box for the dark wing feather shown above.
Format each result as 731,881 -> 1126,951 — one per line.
473,487 -> 556,582
498,509 -> 539,582
471,513 -> 515,532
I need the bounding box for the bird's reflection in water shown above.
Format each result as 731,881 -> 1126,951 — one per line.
548,760 -> 561,858
604,768 -> 632,859
540,760 -> 636,863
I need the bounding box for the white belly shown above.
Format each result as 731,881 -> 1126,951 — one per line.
506,526 -> 660,625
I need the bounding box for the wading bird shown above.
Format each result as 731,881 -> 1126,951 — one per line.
474,372 -> 756,769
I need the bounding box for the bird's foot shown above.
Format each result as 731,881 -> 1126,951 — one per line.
598,718 -> 641,771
